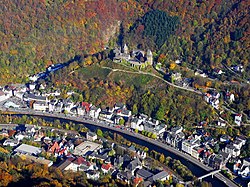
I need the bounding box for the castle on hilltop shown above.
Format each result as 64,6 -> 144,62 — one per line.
113,44 -> 153,69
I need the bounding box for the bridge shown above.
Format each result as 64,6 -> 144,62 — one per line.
0,108 -> 239,187
180,170 -> 221,186
198,169 -> 221,181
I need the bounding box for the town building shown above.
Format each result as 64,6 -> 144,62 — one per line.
224,143 -> 240,157
234,114 -> 242,126
33,101 -> 48,111
181,138 -> 200,155
73,141 -> 103,156
86,132 -> 97,142
113,44 -> 153,69
17,153 -> 53,167
14,144 -> 42,155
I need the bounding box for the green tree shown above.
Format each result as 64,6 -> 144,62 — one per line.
132,104 -> 138,115
155,105 -> 165,121
96,129 -> 103,137
151,133 -> 157,139
159,153 -> 165,163
119,118 -> 125,126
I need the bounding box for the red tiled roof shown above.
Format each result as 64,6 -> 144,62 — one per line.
198,148 -> 204,153
133,177 -> 143,185
82,102 -> 91,112
8,130 -> 16,137
101,163 -> 112,170
59,148 -> 67,155
73,157 -> 86,165
49,142 -> 60,153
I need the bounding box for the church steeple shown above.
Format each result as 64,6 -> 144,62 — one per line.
123,44 -> 128,54
146,49 -> 153,65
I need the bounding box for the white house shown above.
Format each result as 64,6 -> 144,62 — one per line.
0,91 -> 10,102
63,99 -> 75,113
33,101 -> 48,111
233,140 -> 244,150
225,144 -> 240,157
15,92 -> 24,100
116,109 -> 132,118
3,139 -> 19,147
151,170 -> 170,182
89,106 -> 101,118
229,93 -> 235,102
130,118 -> 143,131
235,114 -> 242,126
29,83 -> 36,90
86,132 -> 97,141
29,74 -> 39,82
181,138 -> 200,155
220,135 -> 231,143
15,133 -> 26,141
3,101 -> 20,108
236,136 -> 247,146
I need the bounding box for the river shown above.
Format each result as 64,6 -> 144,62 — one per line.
5,114 -> 234,187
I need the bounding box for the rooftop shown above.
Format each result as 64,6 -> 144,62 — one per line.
17,153 -> 53,167
14,143 -> 42,155
73,141 -> 102,156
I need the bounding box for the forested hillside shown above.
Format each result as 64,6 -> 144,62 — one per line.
0,0 -> 142,83
0,0 -> 249,83
125,0 -> 249,77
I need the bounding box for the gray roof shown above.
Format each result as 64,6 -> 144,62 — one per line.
136,168 -> 153,180
115,103 -> 125,109
233,139 -> 242,145
87,131 -> 97,137
117,171 -> 132,180
219,151 -> 230,159
57,159 -> 73,170
127,158 -> 141,171
24,93 -> 46,101
152,170 -> 169,181
131,118 -> 139,123
14,144 -> 41,155
226,143 -> 236,150
121,109 -> 131,115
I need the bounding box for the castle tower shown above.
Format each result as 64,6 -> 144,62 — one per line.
123,44 -> 129,54
146,49 -> 153,65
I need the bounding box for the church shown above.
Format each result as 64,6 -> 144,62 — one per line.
113,44 -> 153,69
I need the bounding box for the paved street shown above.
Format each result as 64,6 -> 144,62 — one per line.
0,106 -> 239,187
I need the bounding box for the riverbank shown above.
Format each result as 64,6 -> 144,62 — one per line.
0,109 -> 239,187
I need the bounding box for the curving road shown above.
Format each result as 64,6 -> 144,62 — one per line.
0,108 -> 238,187
102,66 -> 203,94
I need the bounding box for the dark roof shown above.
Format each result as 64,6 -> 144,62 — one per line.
219,151 -> 230,160
136,169 -> 153,180
126,158 -> 141,171
123,154 -> 131,162
115,103 -> 125,109
57,158 -> 74,170
117,171 -> 132,180
24,93 -> 46,101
